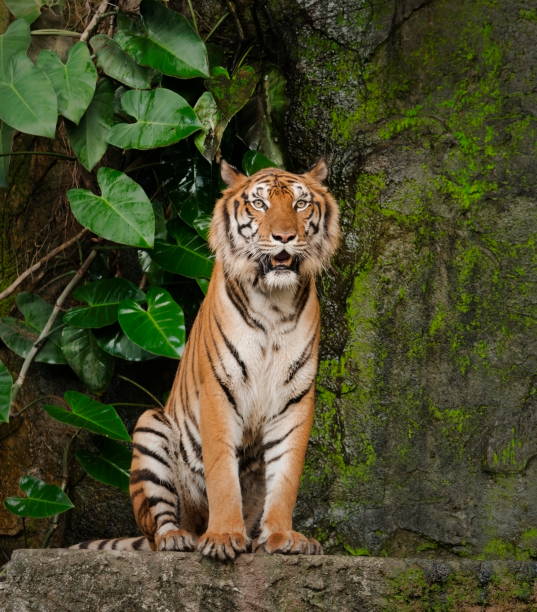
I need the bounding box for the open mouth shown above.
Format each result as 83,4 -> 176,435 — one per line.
260,250 -> 299,274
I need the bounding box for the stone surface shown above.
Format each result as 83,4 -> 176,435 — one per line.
1,550 -> 537,611
262,0 -> 537,558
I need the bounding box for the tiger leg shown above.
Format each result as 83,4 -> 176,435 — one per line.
196,385 -> 248,560
130,409 -> 198,551
253,387 -> 322,555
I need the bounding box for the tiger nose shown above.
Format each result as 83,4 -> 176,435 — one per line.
272,232 -> 296,243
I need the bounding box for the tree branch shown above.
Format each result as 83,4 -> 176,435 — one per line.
9,249 -> 97,413
80,0 -> 111,43
0,228 -> 88,302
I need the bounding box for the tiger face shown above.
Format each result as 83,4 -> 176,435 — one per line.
209,160 -> 340,289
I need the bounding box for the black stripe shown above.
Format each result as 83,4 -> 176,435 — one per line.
98,540 -> 108,550
147,496 -> 175,508
277,383 -> 312,418
179,438 -> 204,475
214,316 -> 248,380
285,337 -> 314,384
151,411 -> 170,426
225,281 -> 266,332
294,281 -> 311,322
266,451 -> 289,465
157,519 -> 177,529
132,443 -> 171,469
205,340 -> 243,421
132,537 -> 146,550
184,419 -> 202,459
263,422 -> 302,453
133,427 -> 168,442
78,541 -> 90,549
154,510 -> 176,522
130,469 -> 177,495
111,538 -> 120,550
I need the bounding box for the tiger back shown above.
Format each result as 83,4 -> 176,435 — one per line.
72,159 -> 340,559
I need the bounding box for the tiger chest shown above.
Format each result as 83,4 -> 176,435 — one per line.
228,315 -> 317,427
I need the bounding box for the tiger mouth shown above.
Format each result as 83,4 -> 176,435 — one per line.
260,251 -> 299,274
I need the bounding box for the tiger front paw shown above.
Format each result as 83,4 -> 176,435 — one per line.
197,531 -> 249,561
253,530 -> 322,555
155,528 -> 197,551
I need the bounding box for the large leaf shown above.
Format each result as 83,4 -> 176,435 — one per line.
0,359 -> 12,423
114,0 -> 209,78
63,278 -> 145,328
36,43 -> 97,125
207,65 -> 258,121
60,327 -> 114,391
165,157 -> 217,239
68,78 -> 114,171
4,475 -> 74,518
0,120 -> 14,188
90,34 -> 154,90
108,88 -> 201,150
0,19 -> 30,73
95,327 -> 157,361
151,225 -> 214,279
118,287 -> 185,358
194,91 -> 223,161
0,293 -> 66,364
76,438 -> 131,492
0,51 -> 57,138
67,167 -> 155,247
44,390 -> 130,440
4,0 -> 44,23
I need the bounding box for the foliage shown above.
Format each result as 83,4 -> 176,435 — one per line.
0,0 -> 282,525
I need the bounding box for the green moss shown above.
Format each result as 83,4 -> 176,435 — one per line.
519,8 -> 537,22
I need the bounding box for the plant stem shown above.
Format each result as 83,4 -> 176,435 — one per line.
205,11 -> 229,42
42,431 -> 80,548
31,29 -> 82,36
0,228 -> 88,301
10,250 -> 97,414
0,151 -> 76,160
186,0 -> 199,35
117,375 -> 163,409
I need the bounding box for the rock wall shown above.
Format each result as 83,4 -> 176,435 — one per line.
266,0 -> 537,557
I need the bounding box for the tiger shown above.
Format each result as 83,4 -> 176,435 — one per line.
71,159 -> 340,560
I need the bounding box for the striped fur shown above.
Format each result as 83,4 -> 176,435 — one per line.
71,160 -> 340,560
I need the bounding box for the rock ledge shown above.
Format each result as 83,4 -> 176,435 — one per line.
1,549 -> 537,610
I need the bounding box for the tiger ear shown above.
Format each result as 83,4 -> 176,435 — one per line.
305,159 -> 328,183
220,160 -> 244,186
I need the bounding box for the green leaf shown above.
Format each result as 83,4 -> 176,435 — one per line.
166,157 -> 217,240
4,475 -> 74,518
76,438 -> 130,492
242,150 -> 277,175
194,91 -> 225,162
35,43 -> 97,125
63,278 -> 145,329
67,167 -> 155,248
151,225 -> 214,279
0,120 -> 15,188
118,287 -> 185,359
44,390 -> 130,440
0,293 -> 65,364
90,34 -> 154,90
0,19 -> 30,73
108,88 -> 201,150
60,327 -> 114,392
115,0 -> 209,78
0,51 -> 57,138
95,327 -> 157,361
4,0 -> 44,23
68,78 -> 114,171
0,360 -> 12,424
207,65 -> 258,121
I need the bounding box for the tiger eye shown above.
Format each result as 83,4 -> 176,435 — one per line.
252,199 -> 265,210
